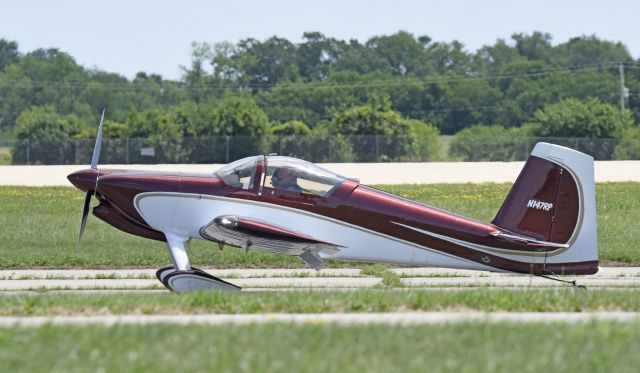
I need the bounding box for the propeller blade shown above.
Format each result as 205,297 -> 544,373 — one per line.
77,109 -> 105,249
90,108 -> 105,169
77,190 -> 93,249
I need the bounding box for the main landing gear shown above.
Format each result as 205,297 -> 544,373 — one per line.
159,233 -> 241,292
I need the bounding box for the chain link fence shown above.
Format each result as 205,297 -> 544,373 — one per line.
2,136 -> 639,165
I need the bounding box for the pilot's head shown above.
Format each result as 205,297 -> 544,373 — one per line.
273,167 -> 297,187
222,172 -> 241,187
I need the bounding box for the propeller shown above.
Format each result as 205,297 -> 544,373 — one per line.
76,109 -> 105,249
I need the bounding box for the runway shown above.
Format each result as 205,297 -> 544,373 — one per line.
1,267 -> 638,291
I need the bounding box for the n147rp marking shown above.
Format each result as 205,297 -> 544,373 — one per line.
527,199 -> 554,211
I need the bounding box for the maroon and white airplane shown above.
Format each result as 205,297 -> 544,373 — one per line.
68,114 -> 598,291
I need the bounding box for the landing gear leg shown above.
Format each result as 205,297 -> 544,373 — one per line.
159,233 -> 240,292
165,233 -> 191,271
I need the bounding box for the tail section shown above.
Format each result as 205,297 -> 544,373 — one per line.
492,143 -> 598,266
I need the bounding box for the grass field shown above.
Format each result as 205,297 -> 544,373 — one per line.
0,182 -> 638,268
1,322 -> 639,372
2,289 -> 640,315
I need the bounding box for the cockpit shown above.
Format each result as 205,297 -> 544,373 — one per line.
214,155 -> 352,197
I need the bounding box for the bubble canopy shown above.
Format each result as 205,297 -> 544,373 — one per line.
214,155 -> 351,196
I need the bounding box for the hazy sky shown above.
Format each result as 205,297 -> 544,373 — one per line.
1,0 -> 638,80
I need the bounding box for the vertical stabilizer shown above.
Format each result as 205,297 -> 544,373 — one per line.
492,143 -> 598,265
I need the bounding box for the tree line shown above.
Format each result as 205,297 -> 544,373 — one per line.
0,31 -> 639,163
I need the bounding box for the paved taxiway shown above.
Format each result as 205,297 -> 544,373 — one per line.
1,267 -> 638,291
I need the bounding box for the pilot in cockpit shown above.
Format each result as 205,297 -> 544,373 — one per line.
272,167 -> 302,193
221,171 -> 243,188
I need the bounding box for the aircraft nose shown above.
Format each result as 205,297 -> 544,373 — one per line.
67,169 -> 99,192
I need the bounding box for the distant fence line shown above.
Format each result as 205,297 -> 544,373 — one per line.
1,135 -> 638,165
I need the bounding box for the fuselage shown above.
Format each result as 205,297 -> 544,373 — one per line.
68,166 -> 597,275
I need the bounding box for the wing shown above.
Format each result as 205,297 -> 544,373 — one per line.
199,215 -> 342,269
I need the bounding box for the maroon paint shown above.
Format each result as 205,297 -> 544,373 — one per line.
68,160 -> 596,275
93,203 -> 165,242
492,156 -> 579,243
68,169 -> 100,191
96,173 -> 181,225
234,217 -> 341,246
550,169 -> 580,242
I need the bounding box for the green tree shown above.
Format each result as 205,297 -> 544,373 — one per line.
296,32 -> 344,81
269,120 -> 312,136
331,97 -> 410,136
19,49 -> 87,114
0,39 -> 19,72
615,126 -> 640,159
365,31 -> 431,76
405,119 -> 441,160
473,39 -> 522,74
501,69 -> 619,126
527,98 -> 634,159
11,106 -> 81,164
186,96 -> 272,161
0,64 -> 33,132
527,98 -> 632,138
511,32 -> 553,62
218,37 -> 298,89
424,40 -> 472,75
427,78 -> 503,134
266,120 -> 319,160
449,125 -> 529,161
331,98 -> 416,161
333,39 -> 392,74
202,95 -> 270,136
124,109 -> 185,163
183,42 -> 216,103
552,35 -> 632,67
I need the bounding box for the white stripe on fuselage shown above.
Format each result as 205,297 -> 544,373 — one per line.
134,192 -> 493,271
390,221 -> 560,263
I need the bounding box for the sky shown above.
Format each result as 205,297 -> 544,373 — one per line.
1,0 -> 638,81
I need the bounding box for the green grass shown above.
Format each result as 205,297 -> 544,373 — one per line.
361,264 -> 404,287
3,289 -> 640,315
1,322 -> 639,372
0,183 -> 638,268
0,146 -> 11,165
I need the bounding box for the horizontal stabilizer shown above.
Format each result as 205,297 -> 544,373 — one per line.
491,231 -> 569,250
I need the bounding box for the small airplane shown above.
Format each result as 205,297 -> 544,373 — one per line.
68,112 -> 598,292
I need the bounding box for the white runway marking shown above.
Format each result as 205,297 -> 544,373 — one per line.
1,312 -> 639,327
1,277 -> 639,291
0,267 -> 638,291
